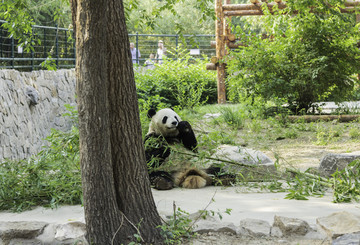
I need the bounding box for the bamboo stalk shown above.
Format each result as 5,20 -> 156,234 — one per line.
286,168 -> 332,187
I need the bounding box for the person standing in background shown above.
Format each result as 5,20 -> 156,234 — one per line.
130,42 -> 141,65
155,40 -> 166,64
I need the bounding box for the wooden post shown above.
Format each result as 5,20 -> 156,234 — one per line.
216,0 -> 226,104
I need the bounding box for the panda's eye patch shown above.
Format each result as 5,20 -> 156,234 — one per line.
162,116 -> 168,124
175,116 -> 179,122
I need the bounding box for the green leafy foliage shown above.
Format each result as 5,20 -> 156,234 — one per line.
125,0 -> 214,35
332,160 -> 360,203
227,1 -> 360,113
159,208 -> 195,244
135,50 -> 217,111
0,106 -> 81,212
0,0 -> 38,53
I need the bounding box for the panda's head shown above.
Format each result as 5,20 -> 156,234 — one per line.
147,108 -> 181,137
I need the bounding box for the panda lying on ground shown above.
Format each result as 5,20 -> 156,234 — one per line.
144,108 -> 234,190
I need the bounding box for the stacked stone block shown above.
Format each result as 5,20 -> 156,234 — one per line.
0,69 -> 76,160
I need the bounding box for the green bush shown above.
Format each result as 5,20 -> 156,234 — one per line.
135,52 -> 217,111
0,106 -> 82,212
226,2 -> 360,114
0,126 -> 82,212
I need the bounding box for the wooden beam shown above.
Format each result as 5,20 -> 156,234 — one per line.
345,1 -> 360,7
227,33 -> 236,42
210,56 -> 218,64
223,2 -> 287,11
286,114 -> 360,123
211,40 -> 247,48
225,10 -> 265,16
215,0 -> 226,104
206,63 -> 217,70
224,7 -> 358,17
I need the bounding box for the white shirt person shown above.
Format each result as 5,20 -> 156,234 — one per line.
130,42 -> 141,64
155,40 -> 166,64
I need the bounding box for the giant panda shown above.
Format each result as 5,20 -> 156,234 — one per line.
144,108 -> 215,190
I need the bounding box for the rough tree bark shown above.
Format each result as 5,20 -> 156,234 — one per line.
70,1 -> 164,244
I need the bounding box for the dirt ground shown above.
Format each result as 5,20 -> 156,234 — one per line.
185,118 -> 360,244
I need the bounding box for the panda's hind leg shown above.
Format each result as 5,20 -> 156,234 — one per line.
206,166 -> 237,186
149,171 -> 174,190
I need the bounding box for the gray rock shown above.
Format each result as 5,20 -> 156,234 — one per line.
25,86 -> 40,106
54,221 -> 86,241
332,232 -> 360,245
317,211 -> 360,239
211,145 -> 275,174
193,220 -> 237,234
273,216 -> 311,236
238,218 -> 271,237
270,226 -> 283,237
0,221 -> 48,245
319,153 -> 360,176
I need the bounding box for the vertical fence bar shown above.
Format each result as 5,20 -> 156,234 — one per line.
176,34 -> 178,56
65,30 -> 68,60
56,24 -> 59,68
44,28 -> 46,58
31,26 -> 34,71
0,26 -> 3,57
136,31 -> 139,64
73,31 -> 76,67
11,36 -> 14,68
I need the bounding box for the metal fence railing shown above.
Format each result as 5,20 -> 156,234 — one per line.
0,20 -> 76,71
0,20 -> 215,71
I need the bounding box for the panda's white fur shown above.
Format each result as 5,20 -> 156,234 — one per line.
146,108 -> 212,189
147,108 -> 181,138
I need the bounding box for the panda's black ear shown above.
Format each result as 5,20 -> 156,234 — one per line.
147,108 -> 156,118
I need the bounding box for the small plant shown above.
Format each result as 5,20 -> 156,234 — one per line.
349,127 -> 360,139
220,107 -> 245,129
159,207 -> 195,244
284,127 -> 298,139
315,124 -> 342,145
246,119 -> 262,134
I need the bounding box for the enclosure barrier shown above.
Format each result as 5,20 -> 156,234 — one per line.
0,21 -> 215,71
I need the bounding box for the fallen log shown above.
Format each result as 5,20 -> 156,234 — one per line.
285,114 -> 360,123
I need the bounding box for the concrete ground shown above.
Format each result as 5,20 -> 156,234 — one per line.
0,186 -> 359,226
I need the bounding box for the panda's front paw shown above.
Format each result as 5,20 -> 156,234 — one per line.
149,171 -> 174,190
152,176 -> 174,190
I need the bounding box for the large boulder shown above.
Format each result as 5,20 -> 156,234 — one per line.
319,152 -> 360,176
238,218 -> 271,237
273,216 -> 311,237
0,221 -> 47,245
316,211 -> 360,239
210,145 -> 275,177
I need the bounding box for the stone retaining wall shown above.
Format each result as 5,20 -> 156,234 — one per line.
0,69 -> 76,160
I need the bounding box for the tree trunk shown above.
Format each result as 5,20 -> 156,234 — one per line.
70,1 -> 164,244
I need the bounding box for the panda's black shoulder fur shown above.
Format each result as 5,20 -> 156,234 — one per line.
176,121 -> 198,152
